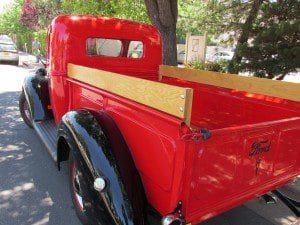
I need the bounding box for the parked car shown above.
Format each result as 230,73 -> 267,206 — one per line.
0,43 -> 19,65
19,15 -> 300,225
210,50 -> 233,62
177,50 -> 186,64
0,35 -> 14,44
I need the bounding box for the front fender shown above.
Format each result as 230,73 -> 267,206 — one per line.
58,109 -> 146,225
22,68 -> 52,121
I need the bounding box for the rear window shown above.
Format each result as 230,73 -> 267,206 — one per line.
0,44 -> 16,51
127,41 -> 143,59
87,38 -> 122,57
86,38 -> 143,59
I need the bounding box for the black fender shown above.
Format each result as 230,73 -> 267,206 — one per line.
57,109 -> 147,225
22,68 -> 52,121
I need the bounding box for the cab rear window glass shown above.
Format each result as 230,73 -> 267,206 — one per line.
87,38 -> 122,57
127,41 -> 143,59
86,38 -> 143,59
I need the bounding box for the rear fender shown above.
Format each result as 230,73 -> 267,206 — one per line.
22,68 -> 52,121
57,109 -> 146,225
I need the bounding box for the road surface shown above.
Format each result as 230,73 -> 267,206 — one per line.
0,63 -> 298,225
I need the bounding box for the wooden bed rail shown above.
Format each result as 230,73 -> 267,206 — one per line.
159,65 -> 300,102
68,64 -> 193,125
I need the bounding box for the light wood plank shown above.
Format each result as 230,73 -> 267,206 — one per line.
159,65 -> 300,102
183,88 -> 193,126
68,64 -> 194,125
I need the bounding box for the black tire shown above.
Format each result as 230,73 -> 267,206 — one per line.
60,116 -> 156,225
68,153 -> 90,225
19,91 -> 33,128
15,59 -> 19,66
68,149 -> 154,225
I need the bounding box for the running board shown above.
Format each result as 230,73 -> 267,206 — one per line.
33,120 -> 57,162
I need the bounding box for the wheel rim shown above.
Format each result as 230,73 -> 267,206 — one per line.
71,161 -> 84,212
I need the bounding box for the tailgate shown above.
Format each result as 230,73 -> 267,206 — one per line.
184,117 -> 300,224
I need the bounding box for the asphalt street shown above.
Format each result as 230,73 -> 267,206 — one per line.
0,63 -> 299,225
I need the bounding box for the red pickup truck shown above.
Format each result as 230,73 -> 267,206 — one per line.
19,15 -> 300,225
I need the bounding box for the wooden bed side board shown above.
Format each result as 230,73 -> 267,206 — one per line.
159,65 -> 300,102
68,64 -> 193,125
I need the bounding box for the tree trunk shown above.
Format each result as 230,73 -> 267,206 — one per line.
228,0 -> 264,73
144,0 -> 178,66
160,25 -> 177,66
275,73 -> 287,80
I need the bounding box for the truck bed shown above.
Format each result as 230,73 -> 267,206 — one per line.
161,76 -> 300,130
64,64 -> 300,224
158,74 -> 300,223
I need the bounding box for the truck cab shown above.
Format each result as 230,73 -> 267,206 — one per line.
20,15 -> 300,225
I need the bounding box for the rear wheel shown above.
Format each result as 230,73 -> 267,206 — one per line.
69,154 -> 90,225
19,91 -> 33,128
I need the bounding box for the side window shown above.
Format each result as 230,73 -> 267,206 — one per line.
127,41 -> 144,59
87,38 -> 122,57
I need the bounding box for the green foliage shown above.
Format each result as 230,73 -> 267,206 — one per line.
61,0 -> 223,39
0,0 -> 150,55
109,0 -> 149,23
186,61 -> 206,70
239,0 -> 300,79
0,0 -> 34,52
1,0 -> 298,75
1,0 -> 225,57
34,0 -> 62,29
214,0 -> 256,44
0,0 -> 30,35
61,0 -> 149,23
186,60 -> 228,73
61,0 -> 114,16
15,31 -> 33,51
35,29 -> 47,55
177,0 -> 223,40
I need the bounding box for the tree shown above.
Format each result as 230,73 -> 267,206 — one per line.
228,0 -> 264,73
0,0 -> 34,51
20,0 -> 39,30
35,0 -> 62,29
61,0 -> 115,16
239,0 -> 300,79
144,0 -> 178,65
61,0 -> 149,23
0,0 -> 27,34
177,0 -> 223,42
20,0 -> 61,30
110,0 -> 149,23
